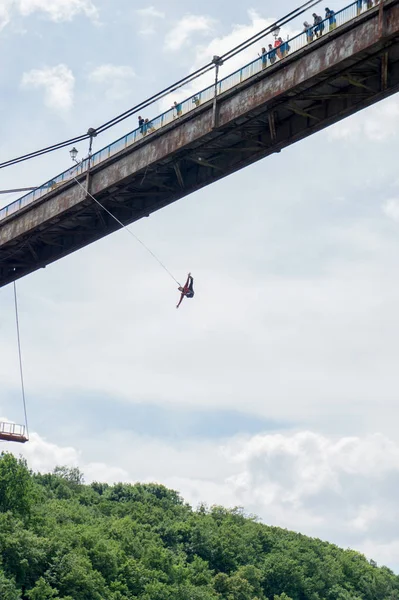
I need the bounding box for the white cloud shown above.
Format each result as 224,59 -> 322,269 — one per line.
0,0 -> 99,27
164,14 -> 215,52
225,431 -> 399,566
88,64 -> 136,100
16,0 -> 99,22
21,64 -> 75,113
0,1 -> 12,29
138,27 -> 155,36
3,432 -> 128,483
136,6 -> 164,19
136,5 -> 164,36
383,198 -> 399,223
83,462 -> 129,483
89,64 -> 135,84
329,96 -> 399,142
19,432 -> 80,472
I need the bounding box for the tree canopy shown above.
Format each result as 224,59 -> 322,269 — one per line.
0,452 -> 397,600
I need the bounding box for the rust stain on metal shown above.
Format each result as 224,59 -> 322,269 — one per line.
386,1 -> 399,31
219,19 -> 382,127
0,186 -> 86,246
91,111 -> 213,195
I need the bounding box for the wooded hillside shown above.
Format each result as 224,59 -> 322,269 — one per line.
0,452 -> 397,600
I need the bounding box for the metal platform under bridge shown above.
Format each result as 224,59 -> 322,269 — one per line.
0,0 -> 399,288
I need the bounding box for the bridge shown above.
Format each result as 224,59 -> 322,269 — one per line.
0,0 -> 398,288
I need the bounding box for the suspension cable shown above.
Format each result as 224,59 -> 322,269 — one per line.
13,282 -> 29,439
94,65 -> 215,136
72,177 -> 181,286
0,133 -> 89,169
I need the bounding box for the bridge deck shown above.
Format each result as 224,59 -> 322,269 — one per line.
0,0 -> 399,288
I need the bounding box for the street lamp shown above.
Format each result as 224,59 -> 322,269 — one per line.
69,147 -> 79,163
271,26 -> 281,40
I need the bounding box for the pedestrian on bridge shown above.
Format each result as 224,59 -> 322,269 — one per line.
144,118 -> 156,134
274,37 -> 283,59
268,43 -> 277,64
325,7 -> 336,31
260,47 -> 267,69
303,21 -> 314,43
173,101 -> 182,117
280,37 -> 291,58
138,116 -> 145,134
313,13 -> 325,38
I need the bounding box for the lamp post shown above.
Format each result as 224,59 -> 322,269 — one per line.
87,127 -> 97,169
69,147 -> 79,163
212,55 -> 224,128
271,26 -> 281,41
69,127 -> 97,169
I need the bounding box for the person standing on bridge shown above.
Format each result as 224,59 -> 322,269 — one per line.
303,21 -> 314,43
274,37 -> 283,59
173,101 -> 182,117
138,116 -> 145,135
313,13 -> 325,38
280,37 -> 290,58
357,0 -> 362,15
176,273 -> 195,309
144,118 -> 156,134
325,8 -> 336,31
260,47 -> 267,69
268,43 -> 277,64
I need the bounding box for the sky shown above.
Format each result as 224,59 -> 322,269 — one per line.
1,0 -> 399,574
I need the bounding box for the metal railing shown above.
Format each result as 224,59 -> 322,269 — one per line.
0,421 -> 26,438
0,1 -> 377,224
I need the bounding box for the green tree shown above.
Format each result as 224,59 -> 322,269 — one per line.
27,577 -> 59,599
53,466 -> 84,485
0,452 -> 32,517
0,570 -> 20,600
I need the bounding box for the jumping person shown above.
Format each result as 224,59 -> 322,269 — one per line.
176,273 -> 194,308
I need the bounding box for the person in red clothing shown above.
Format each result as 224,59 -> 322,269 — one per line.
274,37 -> 283,59
176,273 -> 195,308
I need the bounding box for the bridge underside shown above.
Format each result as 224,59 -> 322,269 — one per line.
1,2 -> 399,288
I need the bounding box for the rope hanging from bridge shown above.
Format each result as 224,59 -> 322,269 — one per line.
72,177 -> 181,287
13,282 -> 29,440
1,283 -> 30,444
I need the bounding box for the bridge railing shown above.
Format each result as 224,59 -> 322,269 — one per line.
1,1 -> 368,223
0,422 -> 26,437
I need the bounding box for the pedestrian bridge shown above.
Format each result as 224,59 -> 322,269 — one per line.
0,0 -> 398,288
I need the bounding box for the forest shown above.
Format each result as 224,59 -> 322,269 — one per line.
0,451 -> 398,600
